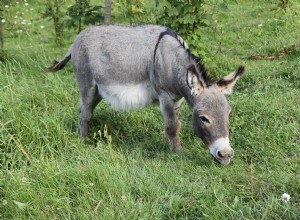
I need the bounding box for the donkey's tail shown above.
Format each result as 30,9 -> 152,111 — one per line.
46,45 -> 72,73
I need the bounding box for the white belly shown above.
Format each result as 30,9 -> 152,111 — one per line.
97,82 -> 158,110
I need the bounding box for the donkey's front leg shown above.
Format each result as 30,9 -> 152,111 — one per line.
159,95 -> 183,152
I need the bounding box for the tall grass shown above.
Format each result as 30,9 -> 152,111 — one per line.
0,1 -> 299,219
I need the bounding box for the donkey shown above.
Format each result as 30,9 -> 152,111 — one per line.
47,25 -> 245,165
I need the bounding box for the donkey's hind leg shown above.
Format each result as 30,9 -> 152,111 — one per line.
78,83 -> 102,137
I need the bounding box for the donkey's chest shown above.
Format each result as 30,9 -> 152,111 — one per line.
97,82 -> 158,110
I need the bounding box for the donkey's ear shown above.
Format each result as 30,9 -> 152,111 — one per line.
217,66 -> 245,95
186,64 -> 204,96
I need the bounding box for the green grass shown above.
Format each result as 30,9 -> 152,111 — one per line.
1,0 -> 300,219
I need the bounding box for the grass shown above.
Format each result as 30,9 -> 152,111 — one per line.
0,0 -> 300,219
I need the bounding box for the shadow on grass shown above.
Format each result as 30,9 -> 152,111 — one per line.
85,103 -> 170,156
61,101 -> 213,166
60,99 -> 216,167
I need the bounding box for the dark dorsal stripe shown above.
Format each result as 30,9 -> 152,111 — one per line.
153,28 -> 211,86
153,28 -> 178,61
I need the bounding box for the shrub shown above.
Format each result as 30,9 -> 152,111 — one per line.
42,0 -> 66,44
64,0 -> 103,33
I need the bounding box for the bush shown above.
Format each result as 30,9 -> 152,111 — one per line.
64,0 -> 103,33
42,0 -> 66,44
156,0 -> 205,52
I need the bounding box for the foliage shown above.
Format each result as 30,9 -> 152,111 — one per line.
42,0 -> 66,45
64,0 -> 103,33
155,0 -> 204,52
113,0 -> 156,24
155,0 -> 229,58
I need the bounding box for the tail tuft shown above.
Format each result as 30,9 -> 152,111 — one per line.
45,53 -> 71,73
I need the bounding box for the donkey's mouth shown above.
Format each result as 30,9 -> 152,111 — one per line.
211,154 -> 232,166
213,156 -> 221,164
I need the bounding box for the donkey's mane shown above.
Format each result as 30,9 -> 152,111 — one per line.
153,27 -> 214,86
188,52 -> 214,86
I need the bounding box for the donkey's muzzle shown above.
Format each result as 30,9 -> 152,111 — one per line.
214,148 -> 234,165
209,137 -> 234,165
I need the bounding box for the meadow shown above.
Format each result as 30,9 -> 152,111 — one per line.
0,0 -> 299,219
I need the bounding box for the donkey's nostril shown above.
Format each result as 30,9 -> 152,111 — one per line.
217,150 -> 224,158
216,148 -> 233,159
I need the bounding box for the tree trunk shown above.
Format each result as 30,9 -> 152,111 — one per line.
0,23 -> 3,49
104,0 -> 112,24
0,1 -> 3,49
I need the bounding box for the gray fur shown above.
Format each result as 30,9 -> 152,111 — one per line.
47,25 -> 245,165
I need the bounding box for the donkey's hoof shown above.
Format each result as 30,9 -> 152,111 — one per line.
170,146 -> 181,152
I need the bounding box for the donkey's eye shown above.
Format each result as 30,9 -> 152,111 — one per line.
200,116 -> 210,124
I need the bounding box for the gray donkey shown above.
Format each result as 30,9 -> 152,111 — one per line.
47,25 -> 245,165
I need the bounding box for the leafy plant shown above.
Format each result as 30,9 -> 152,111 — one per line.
113,0 -> 156,24
155,0 -> 230,61
155,0 -> 205,55
64,0 -> 103,33
42,0 -> 66,44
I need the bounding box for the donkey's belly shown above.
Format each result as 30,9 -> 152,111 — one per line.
97,82 -> 158,110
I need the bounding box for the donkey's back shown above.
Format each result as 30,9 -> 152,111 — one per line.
73,25 -> 166,83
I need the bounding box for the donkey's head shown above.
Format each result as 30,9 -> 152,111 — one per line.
187,65 -> 245,165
